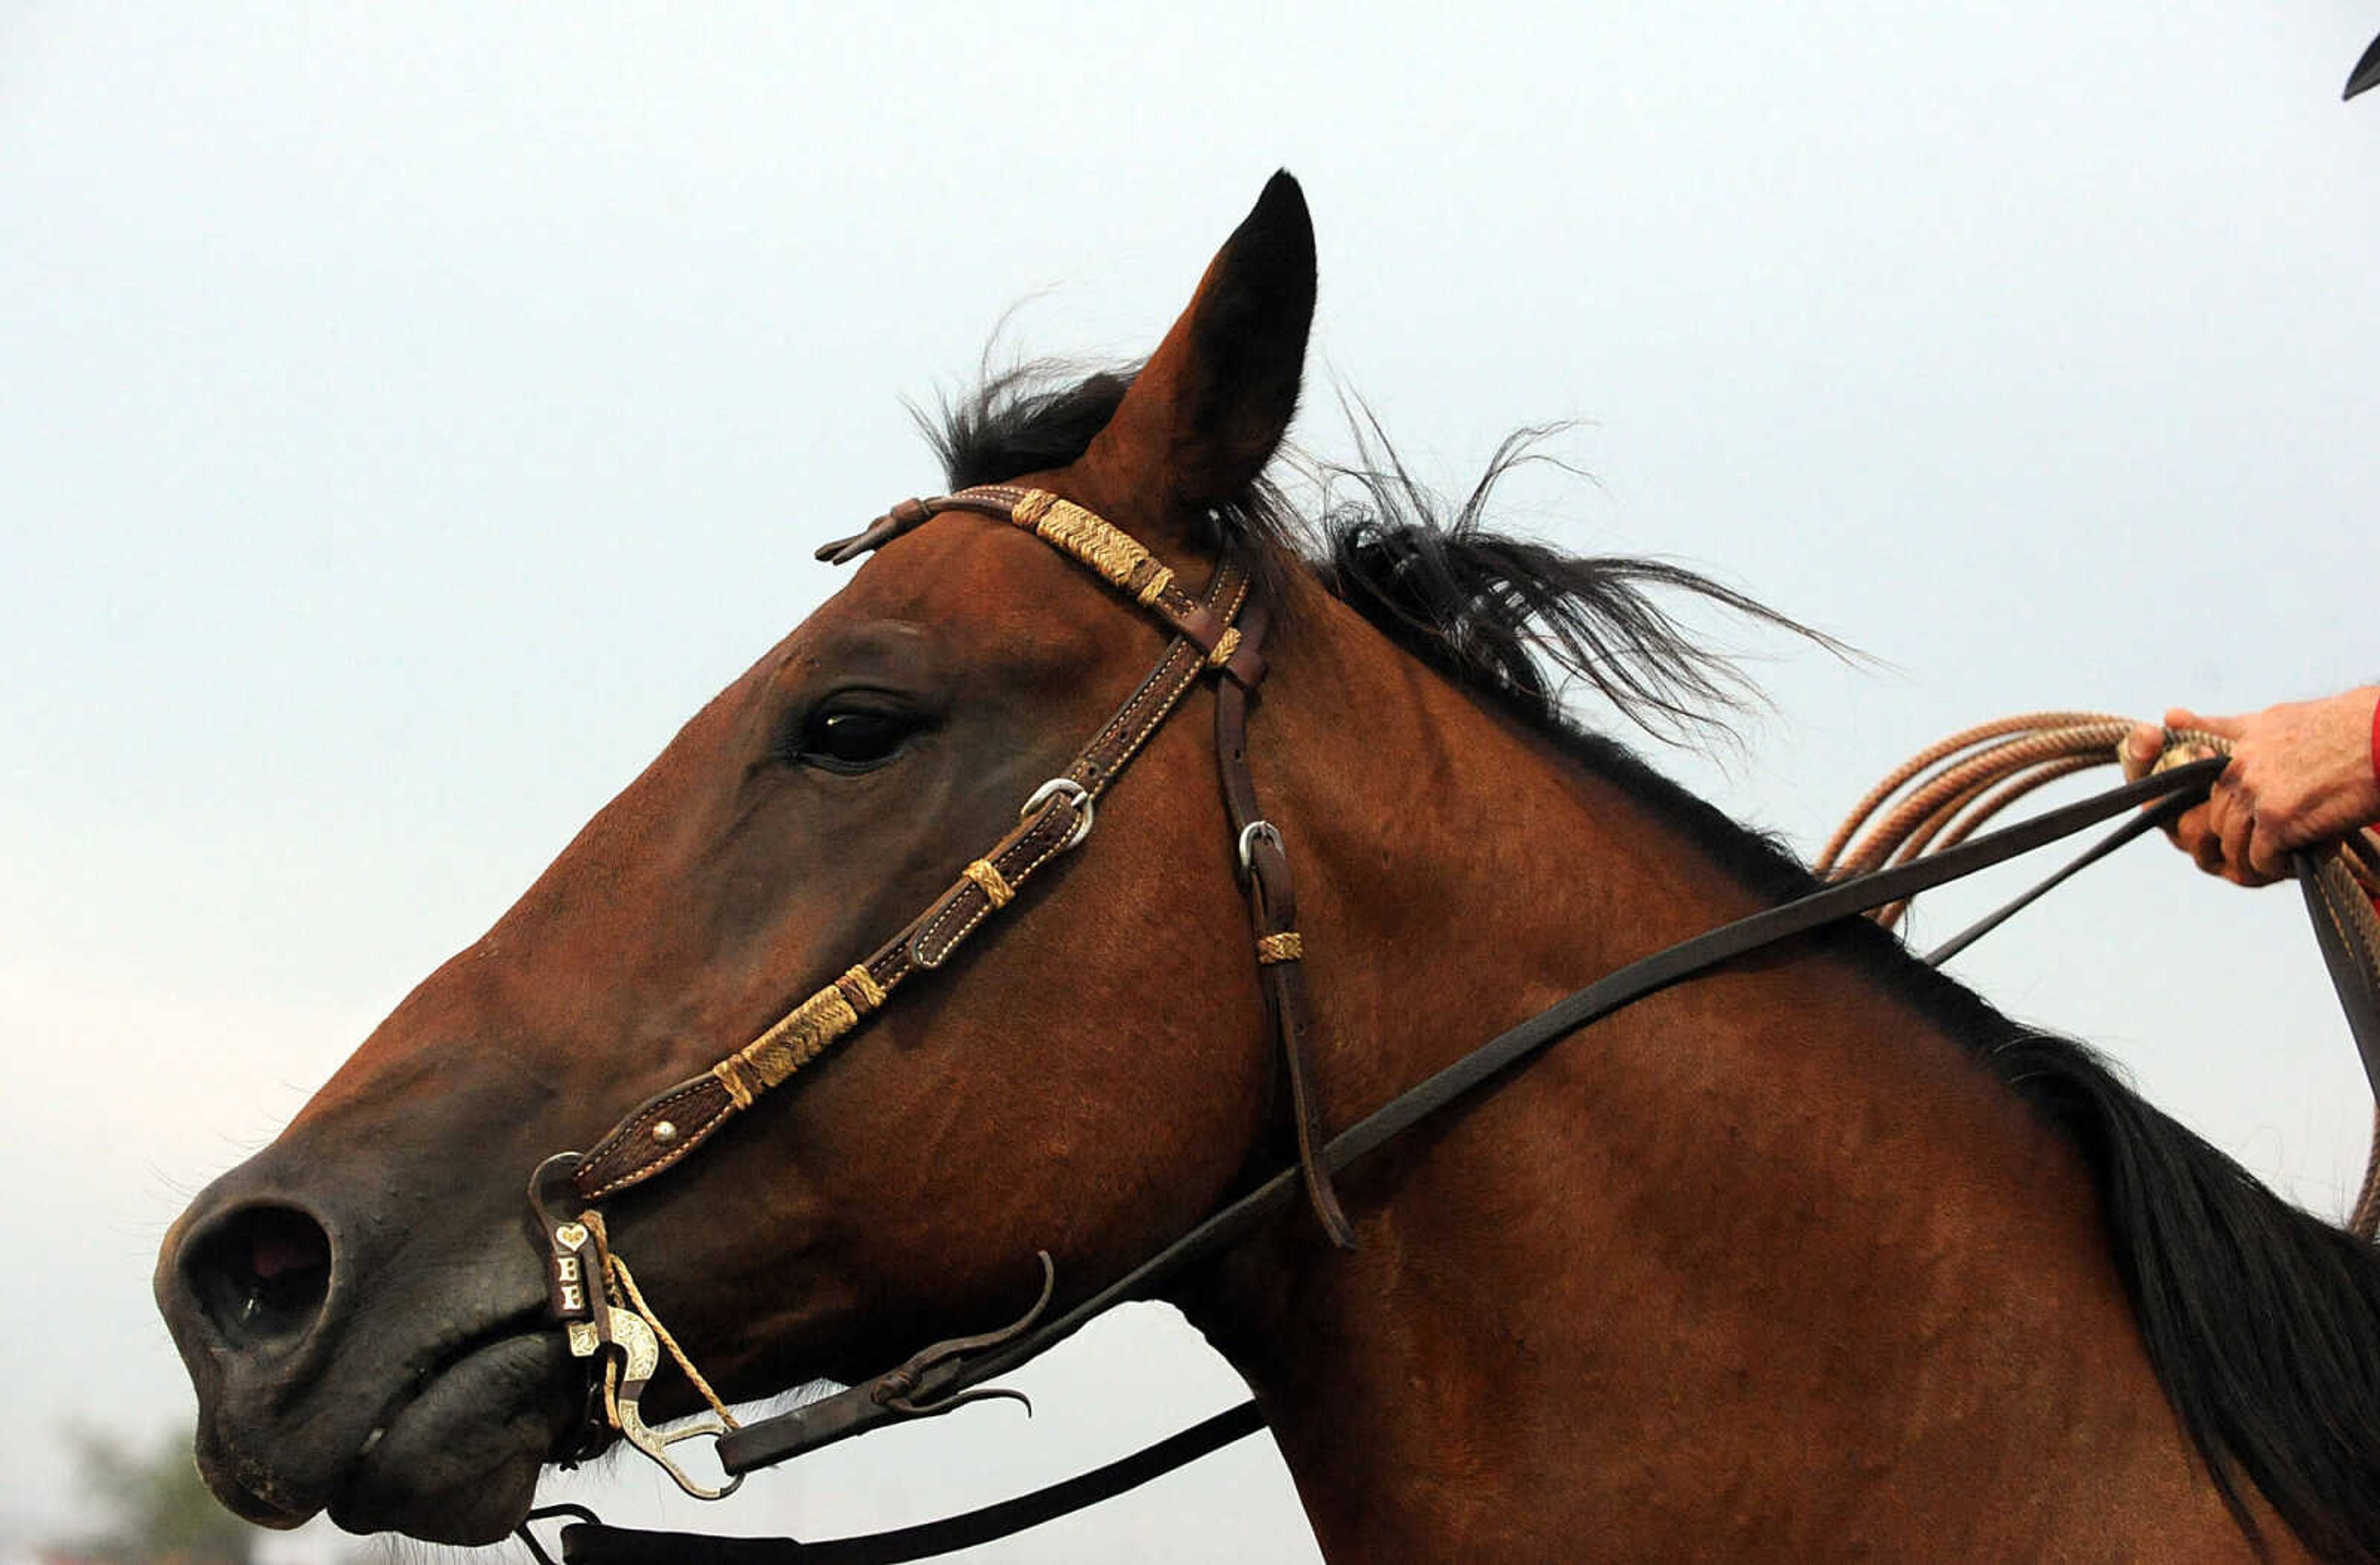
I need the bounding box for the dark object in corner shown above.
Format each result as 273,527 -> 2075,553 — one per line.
2348,29 -> 2380,100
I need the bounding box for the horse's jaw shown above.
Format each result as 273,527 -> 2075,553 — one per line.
317,1326 -> 582,1543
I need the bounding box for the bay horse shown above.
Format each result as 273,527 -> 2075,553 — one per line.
156,173 -> 2380,1561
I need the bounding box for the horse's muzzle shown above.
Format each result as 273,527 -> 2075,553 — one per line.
156,1144 -> 575,1543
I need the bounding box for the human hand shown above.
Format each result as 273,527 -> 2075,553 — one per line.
2123,688 -> 2380,886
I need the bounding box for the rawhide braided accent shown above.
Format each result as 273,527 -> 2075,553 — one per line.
713,965 -> 887,1108
1010,489 -> 1177,607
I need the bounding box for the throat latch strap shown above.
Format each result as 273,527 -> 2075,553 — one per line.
1217,594 -> 1354,1249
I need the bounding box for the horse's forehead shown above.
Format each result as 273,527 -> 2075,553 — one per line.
785,514 -> 1111,661
608,518 -> 1101,788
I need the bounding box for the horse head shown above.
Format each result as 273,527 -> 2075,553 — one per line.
156,173 -> 1324,1545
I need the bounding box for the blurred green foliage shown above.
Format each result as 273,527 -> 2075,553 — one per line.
61,1424 -> 259,1564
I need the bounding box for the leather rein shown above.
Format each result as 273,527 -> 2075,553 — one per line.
516,486 -> 2363,1565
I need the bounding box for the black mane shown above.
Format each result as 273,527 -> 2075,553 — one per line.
928,364 -> 1135,495
929,364 -> 2380,1562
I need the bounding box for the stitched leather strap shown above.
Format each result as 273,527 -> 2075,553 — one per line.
1215,595 -> 1355,1249
818,488 -> 1263,686
545,482 -> 2323,1565
570,546 -> 1250,1204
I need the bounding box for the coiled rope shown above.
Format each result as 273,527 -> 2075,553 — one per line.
1823,713 -> 2380,1239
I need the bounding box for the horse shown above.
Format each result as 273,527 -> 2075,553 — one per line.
155,172 -> 2380,1561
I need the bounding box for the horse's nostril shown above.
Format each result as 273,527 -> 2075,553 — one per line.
185,1204 -> 333,1346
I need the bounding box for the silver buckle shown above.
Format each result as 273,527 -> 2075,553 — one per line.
1021,777 -> 1096,852
1237,820 -> 1284,879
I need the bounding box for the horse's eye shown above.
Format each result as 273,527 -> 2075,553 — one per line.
796,705 -> 913,772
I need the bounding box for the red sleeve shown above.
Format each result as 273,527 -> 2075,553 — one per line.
2369,687 -> 2380,916
2362,690 -> 2380,915
2369,691 -> 2380,788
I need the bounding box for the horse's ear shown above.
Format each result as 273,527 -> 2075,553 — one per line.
1080,170 -> 1315,512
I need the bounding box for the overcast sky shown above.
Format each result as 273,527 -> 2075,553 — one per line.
4,4 -> 2376,1560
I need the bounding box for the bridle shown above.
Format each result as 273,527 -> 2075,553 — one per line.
514,485 -> 2380,1565
524,482 -> 1355,1501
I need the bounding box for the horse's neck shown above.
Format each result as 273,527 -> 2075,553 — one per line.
1178,589 -> 2260,1560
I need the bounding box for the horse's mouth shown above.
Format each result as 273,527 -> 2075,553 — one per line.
323,1315 -> 583,1543
195,1304 -> 586,1546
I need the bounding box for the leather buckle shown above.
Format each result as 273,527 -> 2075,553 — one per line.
1022,777 -> 1096,852
1236,820 -> 1283,881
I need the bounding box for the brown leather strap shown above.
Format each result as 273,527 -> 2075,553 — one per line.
1215,597 -> 1355,1249
569,532 -> 1252,1205
820,489 -> 1263,686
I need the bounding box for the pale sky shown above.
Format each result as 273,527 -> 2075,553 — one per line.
4,4 -> 2376,1560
